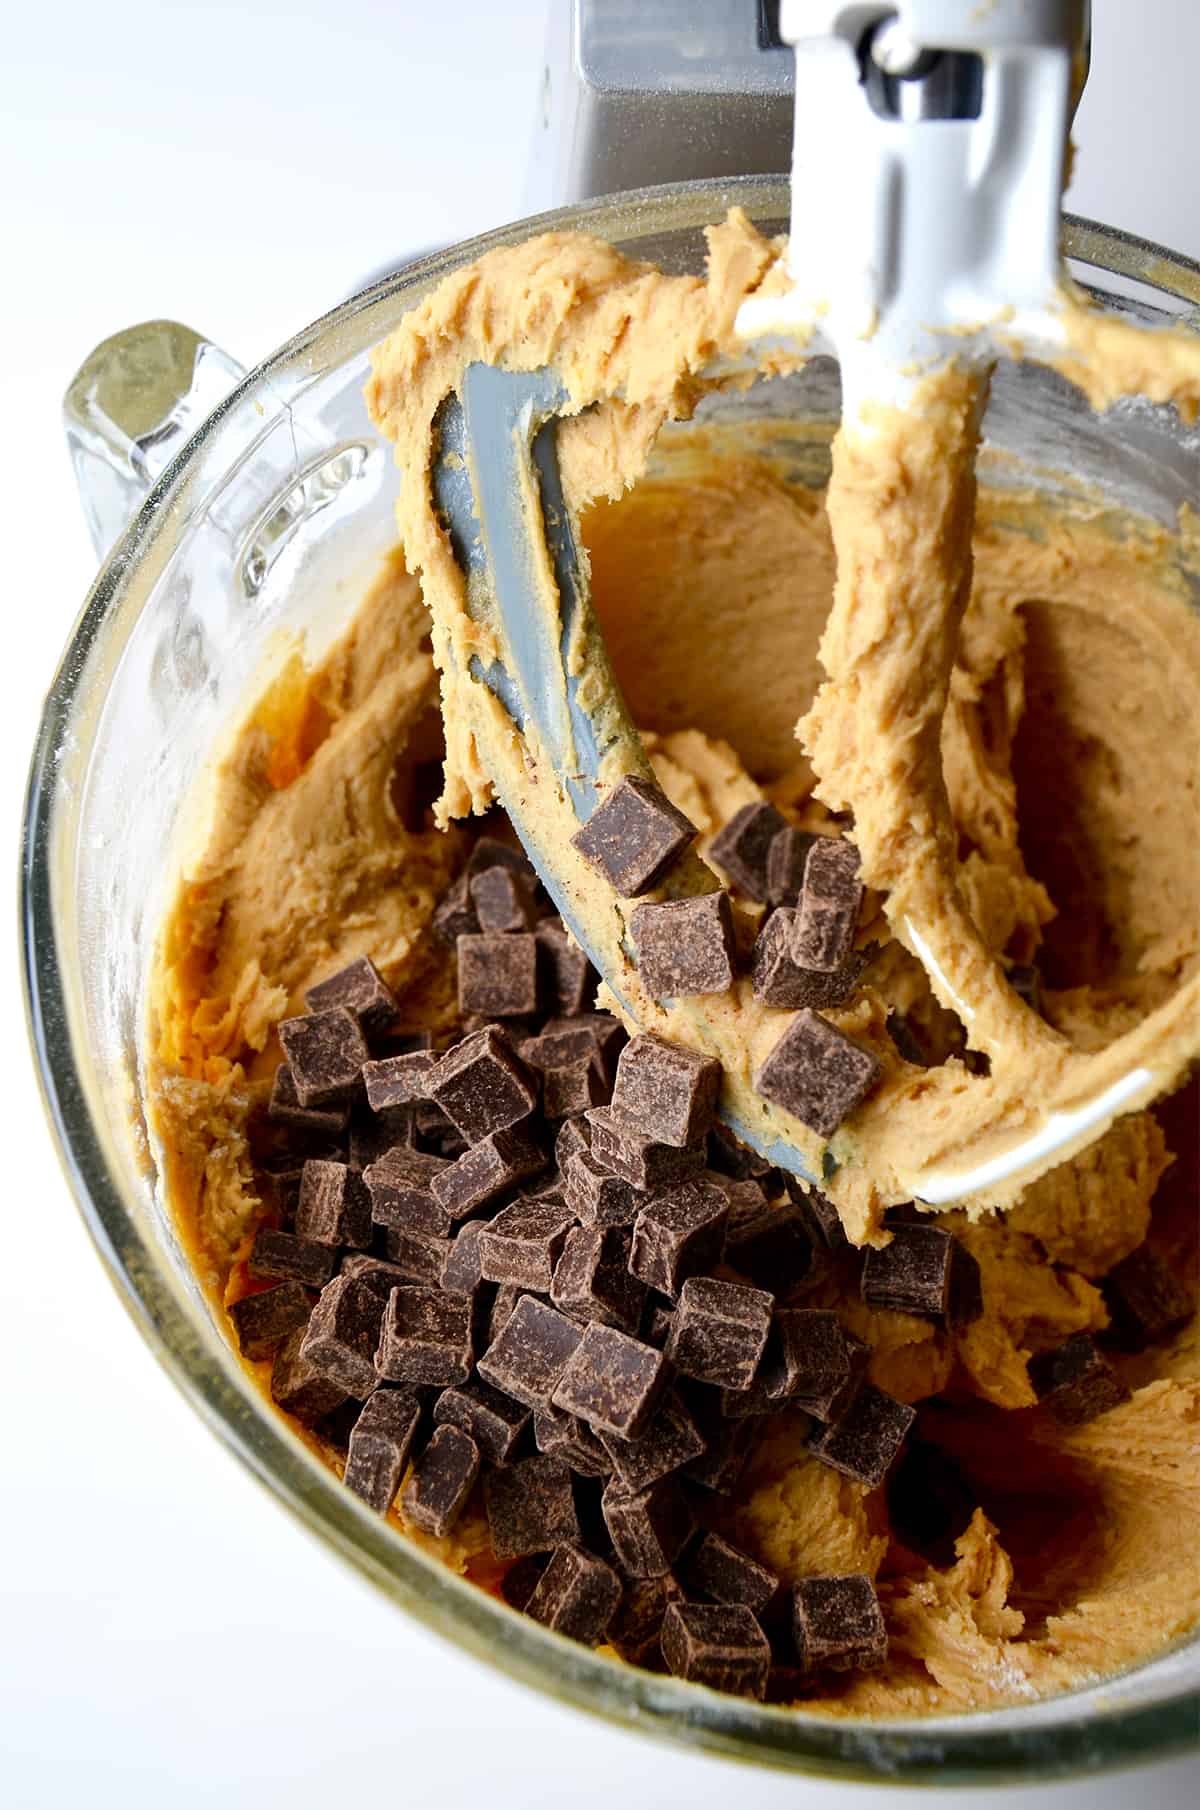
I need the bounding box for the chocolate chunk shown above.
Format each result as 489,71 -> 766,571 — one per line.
377,1227 -> 453,1287
766,826 -> 819,907
682,1394 -> 755,1493
756,1309 -> 858,1422
271,1325 -> 350,1424
708,1123 -> 773,1182
607,1575 -> 683,1664
363,1145 -> 451,1236
268,1063 -> 352,1137
862,1224 -> 983,1326
401,1424 -> 481,1537
1029,1333 -> 1131,1425
555,1116 -> 592,1169
278,1007 -> 368,1106
229,1282 -> 311,1360
428,1028 -> 539,1143
1103,1245 -> 1193,1349
305,956 -> 400,1043
629,1178 -> 729,1299
571,774 -> 697,897
480,1197 -> 576,1293
485,1454 -> 582,1557
550,1322 -> 667,1439
792,1574 -> 887,1673
470,866 -> 538,934
433,873 -> 479,946
541,1056 -> 608,1120
661,1601 -> 770,1698
248,1228 -> 337,1290
376,1286 -> 473,1387
808,1382 -> 915,1486
349,1102 -> 416,1172
783,1176 -> 848,1250
683,1532 -> 778,1613
585,1106 -> 707,1192
563,1150 -> 643,1227
440,1219 -> 488,1295
457,932 -> 539,1019
642,1300 -> 675,1349
611,1033 -> 722,1149
753,910 -> 866,1010
478,1295 -> 584,1408
599,1389 -> 706,1493
1005,961 -> 1043,1015
522,1024 -> 597,1070
339,1254 -> 409,1292
500,1553 -> 550,1612
551,1225 -> 646,1333
789,837 -> 863,973
552,1011 -> 628,1074
630,891 -> 737,999
435,1377 -> 529,1466
532,1404 -> 613,1478
300,1273 -> 388,1399
754,1009 -> 882,1139
709,801 -> 788,904
601,1475 -> 693,1578
535,919 -> 594,1017
294,1158 -> 372,1250
343,1388 -> 422,1513
485,1283 -> 524,1349
430,1127 -> 545,1220
526,1543 -> 622,1644
363,1050 -> 438,1111
723,1197 -> 814,1294
466,835 -> 537,885
666,1277 -> 773,1391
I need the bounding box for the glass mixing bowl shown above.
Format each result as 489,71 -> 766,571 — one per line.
22,177 -> 1200,1782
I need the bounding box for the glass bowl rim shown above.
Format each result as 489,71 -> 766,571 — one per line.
21,174 -> 1200,1784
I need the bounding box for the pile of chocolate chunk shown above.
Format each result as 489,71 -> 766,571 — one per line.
227,796 -> 1163,1701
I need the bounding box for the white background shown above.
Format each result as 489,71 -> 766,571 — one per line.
3,3 -> 1198,1805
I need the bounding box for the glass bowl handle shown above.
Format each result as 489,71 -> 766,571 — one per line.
63,321 -> 245,558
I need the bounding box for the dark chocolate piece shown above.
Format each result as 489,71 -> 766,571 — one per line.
428,1027 -> 539,1143
532,1404 -> 613,1478
585,1106 -> 707,1192
485,1283 -> 524,1349
435,1377 -> 529,1466
277,1007 -> 368,1106
271,1326 -> 350,1424
709,801 -> 788,904
682,1395 -> 755,1494
229,1282 -> 311,1360
642,1300 -> 675,1349
376,1227 -> 453,1287
666,1277 -> 773,1391
305,956 -> 400,1043
477,1295 -> 584,1408
480,1196 -> 576,1293
629,1178 -> 729,1299
362,1050 -> 438,1111
439,1219 -> 488,1296
607,1574 -> 683,1664
295,1158 -> 372,1249
343,1388 -> 422,1513
789,837 -> 863,973
708,1123 -> 773,1182
349,1102 -> 416,1172
1103,1245 -> 1193,1349
541,1056 -> 608,1120
485,1454 -> 582,1558
601,1475 -> 694,1578
862,1224 -> 982,1325
363,1145 -> 451,1236
522,1024 -> 598,1070
599,1389 -> 706,1494
766,826 -> 819,907
401,1424 -> 480,1537
760,1309 -> 857,1422
630,890 -> 736,999
1028,1333 -> 1131,1425
535,919 -> 594,1017
526,1543 -> 622,1644
429,1127 -> 545,1221
552,1322 -> 668,1439
562,1150 -> 643,1227
550,1225 -> 646,1333
549,1011 -> 628,1073
457,932 -> 539,1019
610,1032 -> 722,1149
470,865 -> 538,933
571,774 -> 697,897
500,1553 -> 550,1612
783,1176 -> 848,1250
723,1197 -> 814,1295
808,1382 -> 915,1486
465,835 -> 537,885
376,1285 -> 474,1388
683,1532 -> 778,1613
792,1574 -> 887,1673
555,1116 -> 592,1169
753,909 -> 866,1010
248,1227 -> 337,1290
300,1273 -> 388,1399
268,1063 -> 351,1137
338,1255 -> 409,1294
754,1008 -> 881,1139
660,1601 -> 770,1698
432,873 -> 479,946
